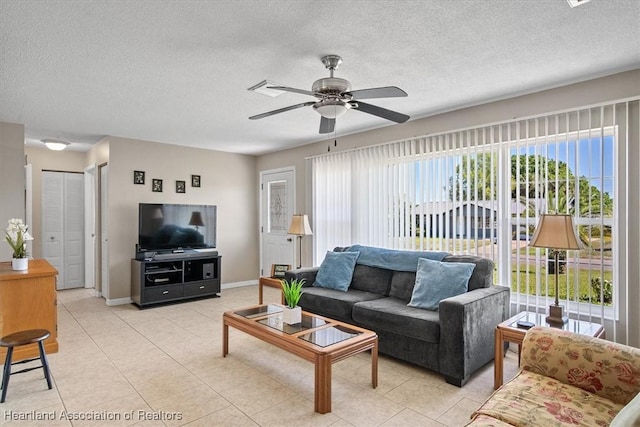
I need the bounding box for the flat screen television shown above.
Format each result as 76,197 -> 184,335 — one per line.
138,203 -> 217,251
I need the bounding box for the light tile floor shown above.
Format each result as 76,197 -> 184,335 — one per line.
0,286 -> 519,426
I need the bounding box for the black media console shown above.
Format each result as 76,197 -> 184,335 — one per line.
131,251 -> 221,307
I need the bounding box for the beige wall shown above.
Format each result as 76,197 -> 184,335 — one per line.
105,137 -> 258,300
22,136 -> 258,303
255,69 -> 640,345
0,122 -> 26,262
25,147 -> 88,259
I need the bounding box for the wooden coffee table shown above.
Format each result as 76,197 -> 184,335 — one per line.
223,304 -> 378,413
494,311 -> 605,389
258,277 -> 285,304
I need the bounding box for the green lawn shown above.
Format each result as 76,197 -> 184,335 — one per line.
505,263 -> 613,305
412,236 -> 613,305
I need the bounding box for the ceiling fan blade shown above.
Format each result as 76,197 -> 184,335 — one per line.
319,116 -> 335,134
249,101 -> 315,120
351,101 -> 410,123
267,86 -> 321,98
344,86 -> 408,100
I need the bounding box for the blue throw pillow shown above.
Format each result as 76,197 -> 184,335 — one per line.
408,258 -> 475,310
314,251 -> 360,292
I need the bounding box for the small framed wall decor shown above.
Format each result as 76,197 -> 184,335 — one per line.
133,170 -> 145,185
176,180 -> 186,193
271,264 -> 291,279
191,174 -> 201,187
152,179 -> 163,192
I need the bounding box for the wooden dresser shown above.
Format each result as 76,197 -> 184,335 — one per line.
0,259 -> 59,361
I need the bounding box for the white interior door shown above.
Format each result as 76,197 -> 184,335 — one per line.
42,171 -> 64,288
42,171 -> 85,290
64,173 -> 84,288
100,164 -> 109,299
260,168 -> 295,276
84,164 -> 96,289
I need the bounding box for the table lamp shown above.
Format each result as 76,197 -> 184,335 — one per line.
189,211 -> 205,231
529,214 -> 582,324
288,214 -> 313,269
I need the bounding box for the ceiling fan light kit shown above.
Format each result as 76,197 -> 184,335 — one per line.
313,99 -> 351,119
248,54 -> 410,133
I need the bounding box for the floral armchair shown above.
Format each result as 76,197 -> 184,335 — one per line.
468,326 -> 640,426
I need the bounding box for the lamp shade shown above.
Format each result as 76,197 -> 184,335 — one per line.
529,214 -> 581,250
152,207 -> 164,219
288,214 -> 313,236
189,211 -> 205,227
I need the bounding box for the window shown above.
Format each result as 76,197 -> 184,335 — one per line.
310,100 -> 638,342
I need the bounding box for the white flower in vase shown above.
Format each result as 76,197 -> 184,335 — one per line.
5,218 -> 34,259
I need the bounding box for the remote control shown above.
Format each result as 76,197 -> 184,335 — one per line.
516,320 -> 535,330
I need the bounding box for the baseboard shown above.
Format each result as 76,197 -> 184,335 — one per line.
105,297 -> 133,306
222,280 -> 257,290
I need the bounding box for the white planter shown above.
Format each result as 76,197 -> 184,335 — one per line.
282,306 -> 302,325
12,257 -> 28,271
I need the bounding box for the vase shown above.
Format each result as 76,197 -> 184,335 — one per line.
282,306 -> 302,325
12,257 -> 28,271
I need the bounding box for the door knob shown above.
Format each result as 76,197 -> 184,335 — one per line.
50,236 -> 55,240
287,238 -> 293,242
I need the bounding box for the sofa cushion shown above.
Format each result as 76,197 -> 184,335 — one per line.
350,264 -> 394,295
388,271 -> 418,302
442,254 -> 494,291
314,251 -> 359,291
473,370 -> 624,427
299,287 -> 382,322
408,258 -> 475,310
352,297 -> 440,343
521,326 -> 640,405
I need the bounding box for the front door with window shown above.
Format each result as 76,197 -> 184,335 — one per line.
260,168 -> 295,277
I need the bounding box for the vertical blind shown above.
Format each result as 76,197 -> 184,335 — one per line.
310,98 -> 639,345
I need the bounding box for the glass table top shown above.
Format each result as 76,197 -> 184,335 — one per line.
233,305 -> 365,347
299,324 -> 362,347
258,312 -> 328,335
234,304 -> 282,319
508,311 -> 603,336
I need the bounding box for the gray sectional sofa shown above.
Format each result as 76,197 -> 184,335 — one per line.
284,245 -> 510,386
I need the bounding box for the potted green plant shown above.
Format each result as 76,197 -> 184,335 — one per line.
281,278 -> 305,324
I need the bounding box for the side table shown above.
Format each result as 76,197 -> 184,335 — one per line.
258,277 -> 285,305
494,311 -> 605,389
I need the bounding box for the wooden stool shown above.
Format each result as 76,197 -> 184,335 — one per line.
0,329 -> 53,403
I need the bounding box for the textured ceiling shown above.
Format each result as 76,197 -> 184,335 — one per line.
1,0 -> 639,155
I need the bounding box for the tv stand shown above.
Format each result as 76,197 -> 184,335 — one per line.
131,253 -> 221,307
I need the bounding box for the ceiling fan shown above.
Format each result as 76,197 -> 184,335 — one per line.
249,55 -> 410,134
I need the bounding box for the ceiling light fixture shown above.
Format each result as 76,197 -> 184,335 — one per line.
313,99 -> 351,119
42,139 -> 70,151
